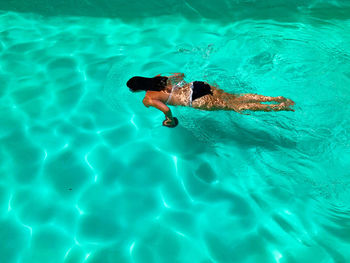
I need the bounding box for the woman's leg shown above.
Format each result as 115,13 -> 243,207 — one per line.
216,90 -> 295,111
211,86 -> 291,104
192,93 -> 294,112
232,93 -> 287,103
235,101 -> 294,112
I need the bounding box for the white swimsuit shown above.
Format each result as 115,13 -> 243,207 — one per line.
166,80 -> 194,106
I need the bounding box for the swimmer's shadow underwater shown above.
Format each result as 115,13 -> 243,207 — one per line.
178,111 -> 297,151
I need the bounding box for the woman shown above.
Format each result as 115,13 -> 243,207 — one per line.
126,73 -> 294,128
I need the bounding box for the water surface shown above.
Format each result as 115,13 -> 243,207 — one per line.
1,2 -> 350,262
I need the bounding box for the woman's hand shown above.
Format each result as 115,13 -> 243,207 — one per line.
162,116 -> 179,128
170,73 -> 185,79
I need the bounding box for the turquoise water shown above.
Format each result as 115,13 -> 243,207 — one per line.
1,1 -> 350,262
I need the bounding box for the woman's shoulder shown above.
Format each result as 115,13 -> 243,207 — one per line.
145,89 -> 169,101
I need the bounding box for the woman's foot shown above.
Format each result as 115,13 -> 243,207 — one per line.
285,98 -> 295,106
279,101 -> 295,111
275,96 -> 287,102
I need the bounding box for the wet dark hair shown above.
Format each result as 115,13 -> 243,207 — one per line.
126,76 -> 168,92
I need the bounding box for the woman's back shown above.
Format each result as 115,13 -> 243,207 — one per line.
164,80 -> 192,106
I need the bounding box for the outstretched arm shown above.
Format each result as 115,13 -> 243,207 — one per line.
168,73 -> 185,83
154,73 -> 184,81
171,72 -> 184,77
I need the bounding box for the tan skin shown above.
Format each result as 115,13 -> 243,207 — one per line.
142,73 -> 295,127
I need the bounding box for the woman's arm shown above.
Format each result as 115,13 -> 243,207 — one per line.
168,73 -> 185,84
154,73 -> 184,81
143,97 -> 173,119
170,73 -> 184,78
143,94 -> 178,127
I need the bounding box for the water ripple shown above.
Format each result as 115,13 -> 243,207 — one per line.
1,7 -> 350,263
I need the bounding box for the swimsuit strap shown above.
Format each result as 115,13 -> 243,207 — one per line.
189,82 -> 194,107
166,86 -> 175,104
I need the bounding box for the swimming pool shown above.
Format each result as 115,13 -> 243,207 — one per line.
1,0 -> 350,262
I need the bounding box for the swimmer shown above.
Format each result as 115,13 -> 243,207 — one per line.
127,73 -> 295,128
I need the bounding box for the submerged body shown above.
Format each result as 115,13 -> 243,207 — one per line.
140,73 -> 294,127
145,80 -> 214,108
